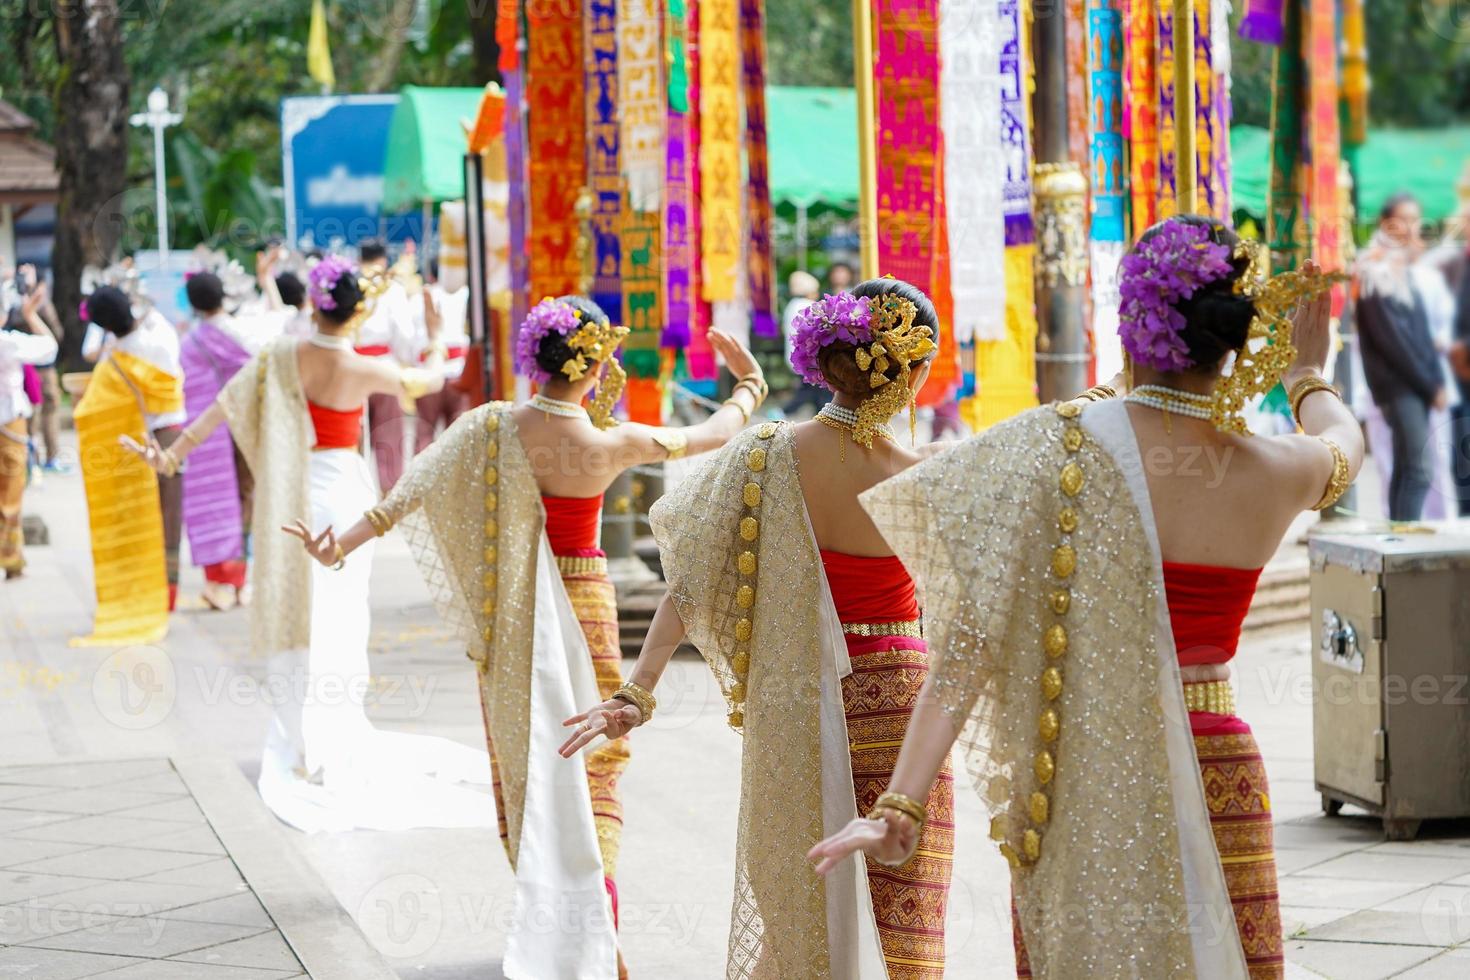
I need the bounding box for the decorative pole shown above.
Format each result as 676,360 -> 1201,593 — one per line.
852,0 -> 879,279
1173,0 -> 1197,213
129,87 -> 182,255
1032,4 -> 1089,403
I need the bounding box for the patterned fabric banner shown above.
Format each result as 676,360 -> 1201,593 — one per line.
698,0 -> 740,302
1155,0 -> 1178,218
875,0 -> 941,291
667,0 -> 691,112
684,0 -> 715,377
999,0 -> 1034,248
1194,3 -> 1225,218
496,0 -> 519,72
620,0 -> 664,211
1268,0 -> 1306,272
1340,0 -> 1367,147
1307,0 -> 1341,271
1089,0 -> 1126,384
1211,0 -> 1232,218
586,0 -> 623,320
1066,0 -> 1092,200
527,3 -> 586,300
503,71 -> 530,327
940,0 -> 1005,342
1125,0 -> 1159,233
740,0 -> 776,338
623,203 -> 664,379
663,69 -> 693,346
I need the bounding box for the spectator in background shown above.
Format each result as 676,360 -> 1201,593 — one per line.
780,269 -> 823,418
0,284 -> 59,576
1356,192 -> 1446,521
827,260 -> 855,294
355,238 -> 419,492
11,266 -> 65,472
412,257 -> 468,454
1447,205 -> 1470,516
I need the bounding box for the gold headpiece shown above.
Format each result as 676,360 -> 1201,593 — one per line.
561,309 -> 630,430
345,272 -> 393,340
1209,240 -> 1345,433
853,295 -> 937,448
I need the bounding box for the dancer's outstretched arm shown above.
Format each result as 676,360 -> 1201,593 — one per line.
807,675 -> 961,871
119,398 -> 229,475
558,591 -> 687,756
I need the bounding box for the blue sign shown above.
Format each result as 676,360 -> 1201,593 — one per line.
282,95 -> 420,250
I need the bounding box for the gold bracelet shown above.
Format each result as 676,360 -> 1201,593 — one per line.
363,507 -> 393,537
1312,437 -> 1351,511
159,448 -> 181,478
1288,375 -> 1341,426
330,542 -> 346,571
723,396 -> 752,425
610,681 -> 656,723
870,790 -> 927,828
177,427 -> 201,448
650,429 -> 689,460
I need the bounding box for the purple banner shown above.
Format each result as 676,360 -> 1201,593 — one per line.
504,68 -> 529,329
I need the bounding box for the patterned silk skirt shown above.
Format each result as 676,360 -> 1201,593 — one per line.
840,634 -> 955,980
1013,708 -> 1284,979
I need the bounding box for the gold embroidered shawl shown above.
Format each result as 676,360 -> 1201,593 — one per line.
861,401 -> 1239,977
650,422 -> 837,980
218,337 -> 314,657
376,402 -> 542,865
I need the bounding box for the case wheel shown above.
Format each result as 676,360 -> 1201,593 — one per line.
1321,794 -> 1343,817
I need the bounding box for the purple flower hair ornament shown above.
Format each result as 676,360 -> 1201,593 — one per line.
1117,220 -> 1235,373
788,291 -> 875,387
308,255 -> 356,313
514,298 -> 584,383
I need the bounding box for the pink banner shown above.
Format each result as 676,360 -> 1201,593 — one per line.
874,0 -> 940,291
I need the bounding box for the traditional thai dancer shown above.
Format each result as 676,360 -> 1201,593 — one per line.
180,272 -> 263,610
0,284 -> 59,577
562,278 -> 955,979
286,294 -> 764,979
124,256 -> 493,833
74,285 -> 185,644
353,238 -> 420,492
810,216 -> 1357,979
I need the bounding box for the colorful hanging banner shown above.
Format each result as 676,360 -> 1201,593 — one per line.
1193,2 -> 1225,219
1268,0 -> 1306,272
698,0 -> 740,301
663,0 -> 693,348
684,0 -> 715,377
622,202 -> 664,380
501,1 -> 529,330
1066,0 -> 1092,200
620,0 -> 664,211
740,0 -> 776,338
1125,0 -> 1159,234
1089,0 -> 1126,383
1307,0 -> 1341,271
940,0 -> 1005,343
875,0 -> 941,292
1155,0 -> 1178,218
1211,0 -> 1233,218
921,146 -> 961,402
586,0 -> 623,320
999,0 -> 1033,248
527,3 -> 587,300
1340,0 -> 1368,147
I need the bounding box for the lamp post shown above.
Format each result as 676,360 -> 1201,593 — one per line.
130,87 -> 183,255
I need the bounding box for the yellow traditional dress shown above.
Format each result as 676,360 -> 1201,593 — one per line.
861,397 -> 1257,978
72,351 -> 182,646
649,420 -> 954,979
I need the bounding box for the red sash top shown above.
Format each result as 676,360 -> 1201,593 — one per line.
819,549 -> 920,624
307,401 -> 363,450
542,494 -> 602,556
1163,561 -> 1263,666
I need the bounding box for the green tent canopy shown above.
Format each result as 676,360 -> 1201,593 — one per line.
765,86 -> 859,213
381,86 -> 485,213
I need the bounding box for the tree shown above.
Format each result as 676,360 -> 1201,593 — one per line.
50,0 -> 132,363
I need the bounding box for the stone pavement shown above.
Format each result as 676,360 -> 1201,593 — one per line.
3,441 -> 1470,978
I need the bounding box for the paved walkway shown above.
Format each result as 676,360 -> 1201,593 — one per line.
3,439 -> 1469,978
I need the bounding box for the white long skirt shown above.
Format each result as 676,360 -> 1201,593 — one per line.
256,448 -> 496,833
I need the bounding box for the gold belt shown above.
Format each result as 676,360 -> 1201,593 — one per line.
842,619 -> 923,638
1182,679 -> 1235,716
556,554 -> 608,577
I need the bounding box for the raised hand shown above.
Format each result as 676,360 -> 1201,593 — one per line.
807,812 -> 917,875
708,328 -> 762,384
423,287 -> 442,339
281,519 -> 341,567
557,699 -> 643,757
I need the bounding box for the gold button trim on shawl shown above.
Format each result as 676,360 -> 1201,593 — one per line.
484,491 -> 498,511
1049,590 -> 1071,615
1041,666 -> 1063,701
732,651 -> 750,677
747,447 -> 767,472
757,422 -> 777,439
729,681 -> 747,703
1055,401 -> 1081,419
743,482 -> 762,508
483,467 -> 498,486
1051,545 -> 1076,579
1059,462 -> 1084,497
1028,792 -> 1050,824
736,585 -> 755,608
1058,507 -> 1079,534
728,709 -> 744,727
483,544 -> 497,563
735,618 -> 752,641
1062,426 -> 1084,452
740,517 -> 759,541
1023,828 -> 1042,862
1038,709 -> 1060,742
738,551 -> 757,576
1044,624 -> 1068,658
1034,750 -> 1055,785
